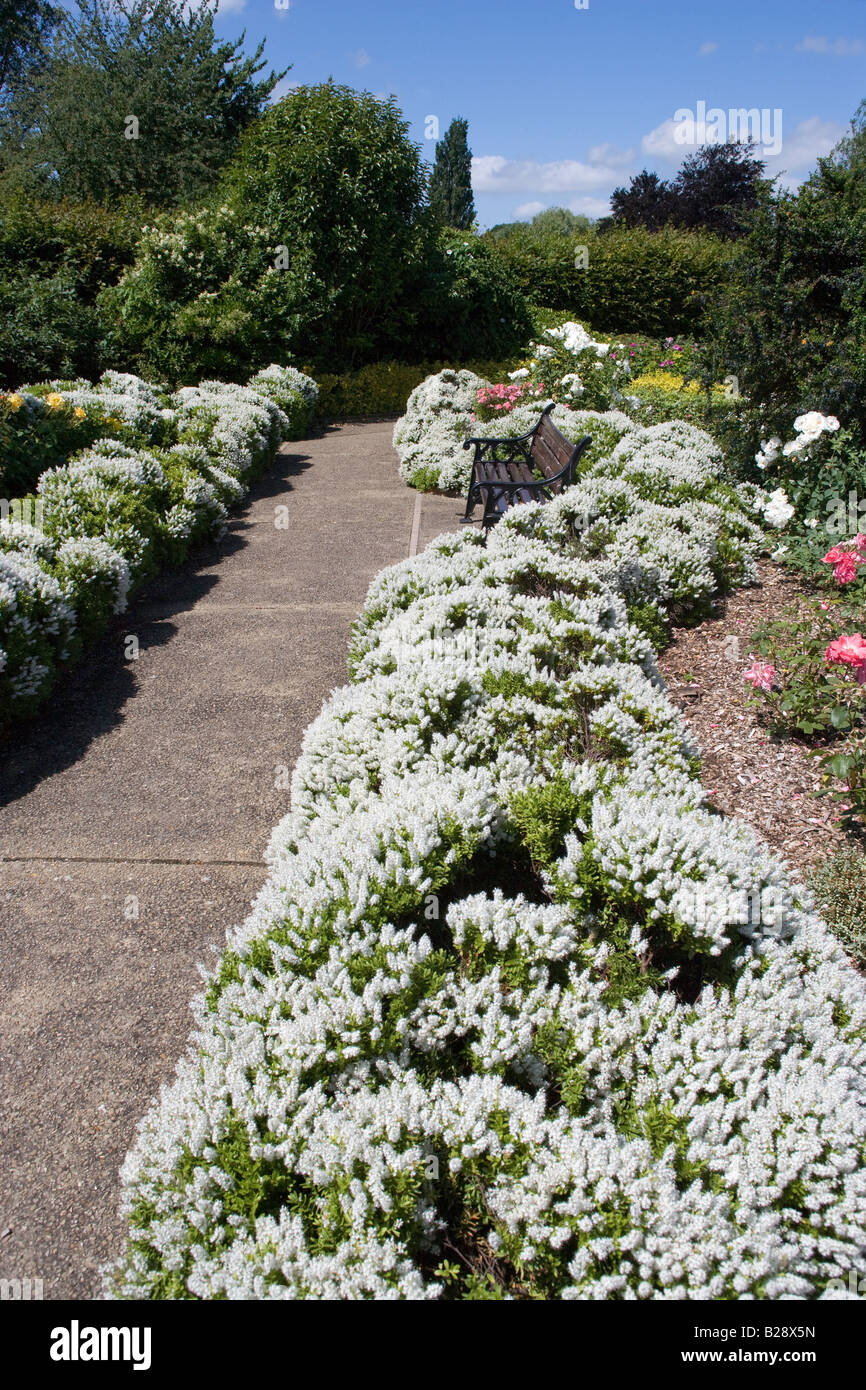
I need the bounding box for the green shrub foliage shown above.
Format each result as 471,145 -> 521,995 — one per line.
699,103 -> 866,462
485,226 -> 730,336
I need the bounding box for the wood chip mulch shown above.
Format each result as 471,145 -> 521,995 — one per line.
657,558 -> 851,883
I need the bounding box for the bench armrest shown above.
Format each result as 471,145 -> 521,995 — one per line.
462,434 -> 533,455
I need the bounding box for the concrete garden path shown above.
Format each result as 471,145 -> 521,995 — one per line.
0,421 -> 463,1299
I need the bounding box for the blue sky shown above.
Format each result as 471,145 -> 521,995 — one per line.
211,0 -> 866,228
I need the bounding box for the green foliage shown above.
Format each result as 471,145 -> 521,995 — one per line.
807,849 -> 866,969
508,777 -> 584,868
0,272 -> 104,386
313,357 -> 520,419
0,0 -> 61,111
0,191 -> 140,386
749,596 -> 866,830
699,104 -> 866,464
750,600 -> 861,737
105,82 -> 435,379
486,207 -> 595,242
428,116 -> 475,231
0,389 -> 110,495
485,225 -> 730,335
2,0 -> 283,206
626,600 -> 671,651
406,228 -> 533,364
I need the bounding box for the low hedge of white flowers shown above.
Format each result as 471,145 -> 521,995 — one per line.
0,365 -> 317,724
106,419 -> 866,1301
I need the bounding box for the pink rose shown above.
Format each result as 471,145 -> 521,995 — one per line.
826,633 -> 866,672
743,658 -> 775,691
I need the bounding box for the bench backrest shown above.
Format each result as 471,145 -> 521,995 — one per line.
530,406 -> 581,482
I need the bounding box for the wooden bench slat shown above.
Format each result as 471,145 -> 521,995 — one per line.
536,414 -> 574,467
531,433 -> 567,481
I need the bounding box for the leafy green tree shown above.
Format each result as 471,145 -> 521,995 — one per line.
428,116 -> 476,230
699,106 -> 866,465
0,192 -> 141,385
529,207 -> 594,238
408,227 -> 532,362
0,0 -> 61,111
105,83 -> 434,377
2,0 -> 284,205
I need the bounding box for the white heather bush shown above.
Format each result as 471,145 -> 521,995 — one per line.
106,427 -> 866,1301
0,364 -> 318,726
27,371 -> 175,445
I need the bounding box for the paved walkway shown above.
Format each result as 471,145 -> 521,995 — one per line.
0,422 -> 463,1299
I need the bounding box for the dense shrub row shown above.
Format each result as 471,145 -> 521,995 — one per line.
485,226 -> 730,337
0,365 -> 317,726
105,417 -> 866,1301
0,188 -> 142,387
313,358 -> 522,420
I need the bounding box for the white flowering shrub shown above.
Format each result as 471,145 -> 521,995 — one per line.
25,371 -> 175,446
0,365 -> 318,727
106,432 -> 866,1300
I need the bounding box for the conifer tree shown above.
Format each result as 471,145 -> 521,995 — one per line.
428,116 -> 476,229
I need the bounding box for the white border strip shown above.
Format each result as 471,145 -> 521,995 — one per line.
408,491 -> 422,558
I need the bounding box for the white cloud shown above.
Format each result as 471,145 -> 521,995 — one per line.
587,142 -> 634,167
641,118 -> 689,160
797,36 -> 866,57
353,49 -> 371,68
472,155 -> 627,194
698,41 -> 719,56
514,201 -> 546,220
764,116 -> 846,187
567,195 -> 613,219
639,111 -> 842,181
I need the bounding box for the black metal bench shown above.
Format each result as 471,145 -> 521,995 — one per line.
461,403 -> 592,528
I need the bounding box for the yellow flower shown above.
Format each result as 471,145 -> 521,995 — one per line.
46,392 -> 65,409
73,407 -> 86,420
6,392 -> 24,411
108,416 -> 121,427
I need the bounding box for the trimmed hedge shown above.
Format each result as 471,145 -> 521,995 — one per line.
313,359 -> 523,420
486,227 -> 731,336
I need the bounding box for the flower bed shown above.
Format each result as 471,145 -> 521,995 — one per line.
106,420 -> 866,1301
392,322 -> 743,499
0,365 -> 317,725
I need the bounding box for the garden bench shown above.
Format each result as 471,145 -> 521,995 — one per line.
461,403 -> 592,529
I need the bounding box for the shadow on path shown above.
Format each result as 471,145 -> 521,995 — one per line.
0,449 -> 314,809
